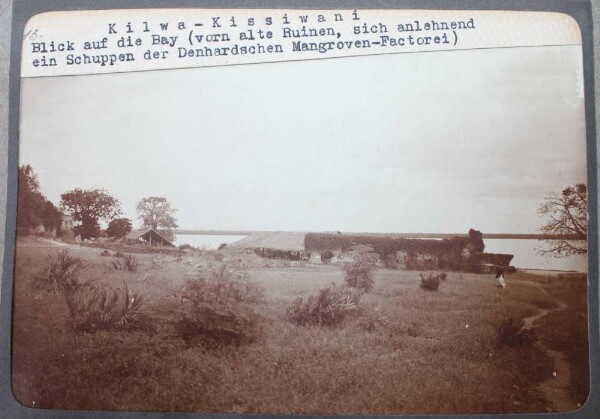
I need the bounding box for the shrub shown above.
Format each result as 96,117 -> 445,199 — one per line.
100,249 -> 111,257
217,242 -> 227,250
69,285 -> 149,333
497,318 -> 537,348
286,284 -> 362,327
321,250 -> 334,263
124,254 -> 139,271
38,251 -> 148,333
440,272 -> 447,281
112,254 -> 139,272
419,273 -> 442,291
179,243 -> 195,251
173,265 -> 263,346
114,251 -> 125,258
343,245 -> 379,292
39,250 -> 88,291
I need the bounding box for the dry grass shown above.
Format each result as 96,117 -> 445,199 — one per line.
10,237 -> 588,414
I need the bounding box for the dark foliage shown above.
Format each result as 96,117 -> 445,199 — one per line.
321,250 -> 334,263
61,188 -> 121,240
305,233 -> 470,268
38,250 -> 148,332
253,247 -> 310,261
173,265 -> 263,346
17,165 -> 62,235
106,218 -> 132,239
286,284 -> 362,327
497,318 -> 537,348
467,228 -> 485,253
419,273 -> 445,291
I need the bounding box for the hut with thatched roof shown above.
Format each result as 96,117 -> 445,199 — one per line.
122,228 -> 174,247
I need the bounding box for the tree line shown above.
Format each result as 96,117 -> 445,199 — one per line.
17,165 -> 179,241
17,165 -> 588,258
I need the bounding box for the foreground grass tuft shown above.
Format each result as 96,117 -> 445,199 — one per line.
419,272 -> 444,291
496,318 -> 536,348
286,284 -> 362,327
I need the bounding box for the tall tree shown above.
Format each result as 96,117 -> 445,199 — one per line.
136,196 -> 178,240
61,189 -> 121,240
17,165 -> 62,234
106,217 -> 133,239
538,183 -> 587,257
17,165 -> 44,229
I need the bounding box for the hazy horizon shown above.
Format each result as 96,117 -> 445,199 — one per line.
19,45 -> 586,234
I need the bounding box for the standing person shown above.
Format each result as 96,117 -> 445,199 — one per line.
495,267 -> 506,288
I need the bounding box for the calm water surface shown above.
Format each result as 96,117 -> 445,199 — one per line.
173,234 -> 247,249
484,238 -> 587,272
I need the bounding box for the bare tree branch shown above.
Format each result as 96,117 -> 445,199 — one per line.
537,184 -> 587,257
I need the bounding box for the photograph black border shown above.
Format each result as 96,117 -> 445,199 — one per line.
1,1 -> 598,418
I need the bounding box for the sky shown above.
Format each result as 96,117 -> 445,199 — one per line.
19,45 -> 586,234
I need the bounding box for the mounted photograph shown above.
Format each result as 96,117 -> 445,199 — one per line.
10,8 -> 590,415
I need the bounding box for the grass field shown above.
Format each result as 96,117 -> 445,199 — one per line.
11,237 -> 589,414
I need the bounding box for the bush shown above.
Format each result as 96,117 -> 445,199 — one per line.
321,250 -> 334,263
217,242 -> 227,250
39,250 -> 88,291
124,254 -> 139,271
173,265 -> 263,346
38,251 -> 148,333
497,318 -> 537,348
69,285 -> 149,333
100,249 -> 111,257
419,272 -> 443,291
114,251 -> 124,258
286,284 -> 362,327
112,254 -> 139,272
179,243 -> 195,251
343,245 -> 379,292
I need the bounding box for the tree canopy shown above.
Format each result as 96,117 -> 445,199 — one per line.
106,217 -> 133,239
136,196 -> 178,240
17,165 -> 62,234
538,183 -> 587,257
61,188 -> 121,239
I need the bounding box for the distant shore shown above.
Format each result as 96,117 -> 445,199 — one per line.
175,230 -> 581,241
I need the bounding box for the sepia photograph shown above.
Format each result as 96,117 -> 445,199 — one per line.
11,23 -> 589,414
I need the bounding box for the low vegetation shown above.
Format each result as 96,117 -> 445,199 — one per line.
173,265 -> 263,346
343,245 -> 379,291
419,272 -> 446,291
286,284 -> 362,327
12,238 -> 588,414
37,250 -> 147,333
68,285 -> 148,333
496,318 -> 536,348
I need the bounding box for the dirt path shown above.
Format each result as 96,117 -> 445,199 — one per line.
519,280 -> 579,412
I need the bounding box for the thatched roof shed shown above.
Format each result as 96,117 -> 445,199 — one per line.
122,228 -> 174,247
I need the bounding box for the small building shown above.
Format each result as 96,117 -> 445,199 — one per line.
122,228 -> 175,247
